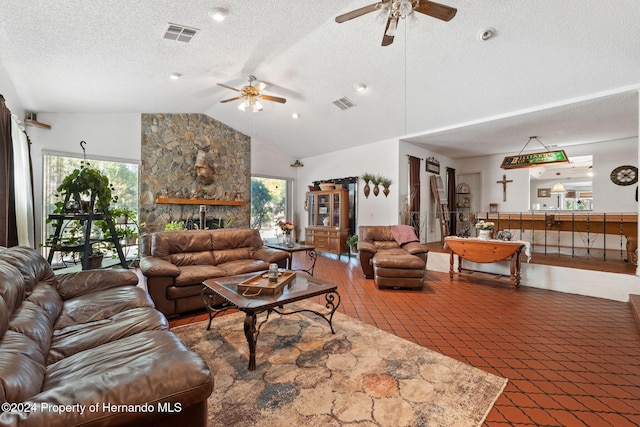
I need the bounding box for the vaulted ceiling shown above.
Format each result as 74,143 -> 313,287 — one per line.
0,0 -> 638,160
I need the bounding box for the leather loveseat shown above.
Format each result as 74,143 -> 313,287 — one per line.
358,225 -> 429,289
140,228 -> 288,317
0,246 -> 213,427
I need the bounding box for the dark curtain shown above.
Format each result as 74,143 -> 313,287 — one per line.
408,156 -> 421,236
0,95 -> 18,247
446,167 -> 456,236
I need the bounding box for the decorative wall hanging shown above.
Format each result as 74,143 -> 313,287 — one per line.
426,157 -> 440,174
610,165 -> 638,186
361,173 -> 374,198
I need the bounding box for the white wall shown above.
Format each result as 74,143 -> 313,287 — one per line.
453,137 -> 639,213
298,138 -> 400,239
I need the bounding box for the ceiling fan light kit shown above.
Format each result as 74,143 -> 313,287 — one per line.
335,0 -> 457,46
218,75 -> 287,113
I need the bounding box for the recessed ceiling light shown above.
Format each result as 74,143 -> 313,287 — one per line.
292,113 -> 300,119
169,73 -> 181,80
354,82 -> 367,92
477,27 -> 496,41
209,7 -> 228,22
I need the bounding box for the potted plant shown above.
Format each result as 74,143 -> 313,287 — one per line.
346,233 -> 358,255
55,161 -> 117,213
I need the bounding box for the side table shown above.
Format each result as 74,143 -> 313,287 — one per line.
266,243 -> 317,276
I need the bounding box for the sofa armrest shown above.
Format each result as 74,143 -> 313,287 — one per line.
402,242 -> 430,256
140,256 -> 181,278
252,247 -> 288,264
56,269 -> 139,300
357,241 -> 377,254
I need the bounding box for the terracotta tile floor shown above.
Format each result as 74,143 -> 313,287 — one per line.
164,253 -> 640,426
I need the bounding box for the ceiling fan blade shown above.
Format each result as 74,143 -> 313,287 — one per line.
415,0 -> 457,21
261,95 -> 287,104
220,96 -> 243,103
216,83 -> 240,92
335,2 -> 382,23
381,17 -> 395,46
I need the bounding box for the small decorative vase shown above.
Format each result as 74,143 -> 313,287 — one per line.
478,229 -> 492,240
283,233 -> 294,247
383,187 -> 390,197
363,183 -> 371,198
373,184 -> 380,197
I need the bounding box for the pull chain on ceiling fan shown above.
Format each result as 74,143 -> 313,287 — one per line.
335,0 -> 457,46
217,75 -> 287,112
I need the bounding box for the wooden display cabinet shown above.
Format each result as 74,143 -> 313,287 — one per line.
305,189 -> 349,255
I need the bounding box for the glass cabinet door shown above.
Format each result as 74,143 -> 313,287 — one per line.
308,193 -> 316,226
332,193 -> 340,227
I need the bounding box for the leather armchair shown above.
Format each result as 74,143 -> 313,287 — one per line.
358,225 -> 429,289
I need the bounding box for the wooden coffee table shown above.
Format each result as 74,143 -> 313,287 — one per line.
202,271 -> 340,370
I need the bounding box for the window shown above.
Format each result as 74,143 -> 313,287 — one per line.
251,176 -> 291,243
42,153 -> 139,259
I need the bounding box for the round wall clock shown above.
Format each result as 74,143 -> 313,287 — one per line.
610,165 -> 638,186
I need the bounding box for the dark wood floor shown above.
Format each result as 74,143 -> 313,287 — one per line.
164,252 -> 640,427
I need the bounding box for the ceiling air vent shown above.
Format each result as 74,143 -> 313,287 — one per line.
163,23 -> 199,43
332,97 -> 356,110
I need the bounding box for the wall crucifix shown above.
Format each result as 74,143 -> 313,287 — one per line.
497,174 -> 513,202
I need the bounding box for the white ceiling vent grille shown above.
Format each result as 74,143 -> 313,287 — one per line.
332,97 -> 356,110
163,23 -> 199,43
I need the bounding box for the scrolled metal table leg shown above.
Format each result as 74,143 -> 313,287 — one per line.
244,313 -> 258,370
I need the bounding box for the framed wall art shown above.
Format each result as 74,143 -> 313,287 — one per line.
537,188 -> 551,198
426,157 -> 440,174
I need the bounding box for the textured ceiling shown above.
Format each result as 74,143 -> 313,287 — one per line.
0,0 -> 638,160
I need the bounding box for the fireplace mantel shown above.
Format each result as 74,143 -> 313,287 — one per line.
155,197 -> 246,206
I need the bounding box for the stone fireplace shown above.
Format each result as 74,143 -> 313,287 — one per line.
140,113 -> 250,232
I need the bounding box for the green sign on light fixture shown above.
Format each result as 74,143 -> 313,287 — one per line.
501,150 -> 569,169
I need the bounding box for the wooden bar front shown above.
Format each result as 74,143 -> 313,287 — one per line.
444,236 -> 526,288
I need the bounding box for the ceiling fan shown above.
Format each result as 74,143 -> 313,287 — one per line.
217,75 -> 287,112
335,0 -> 457,46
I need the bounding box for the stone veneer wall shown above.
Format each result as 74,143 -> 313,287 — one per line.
140,113 -> 251,232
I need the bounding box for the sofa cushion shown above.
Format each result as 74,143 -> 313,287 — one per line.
151,230 -> 214,260
213,247 -> 252,265
218,259 -> 269,276
0,330 -> 46,402
8,301 -> 54,358
0,246 -> 56,296
374,241 -> 400,250
170,251 -> 216,267
0,261 -> 26,322
47,306 -> 168,365
54,286 -> 154,329
174,265 -> 227,287
210,228 -> 263,250
5,331 -> 213,427
373,249 -> 426,269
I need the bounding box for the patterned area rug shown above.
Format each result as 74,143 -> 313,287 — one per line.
172,301 -> 507,427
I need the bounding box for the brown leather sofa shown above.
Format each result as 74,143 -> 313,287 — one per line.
140,228 -> 288,317
0,246 -> 213,427
358,225 -> 429,289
